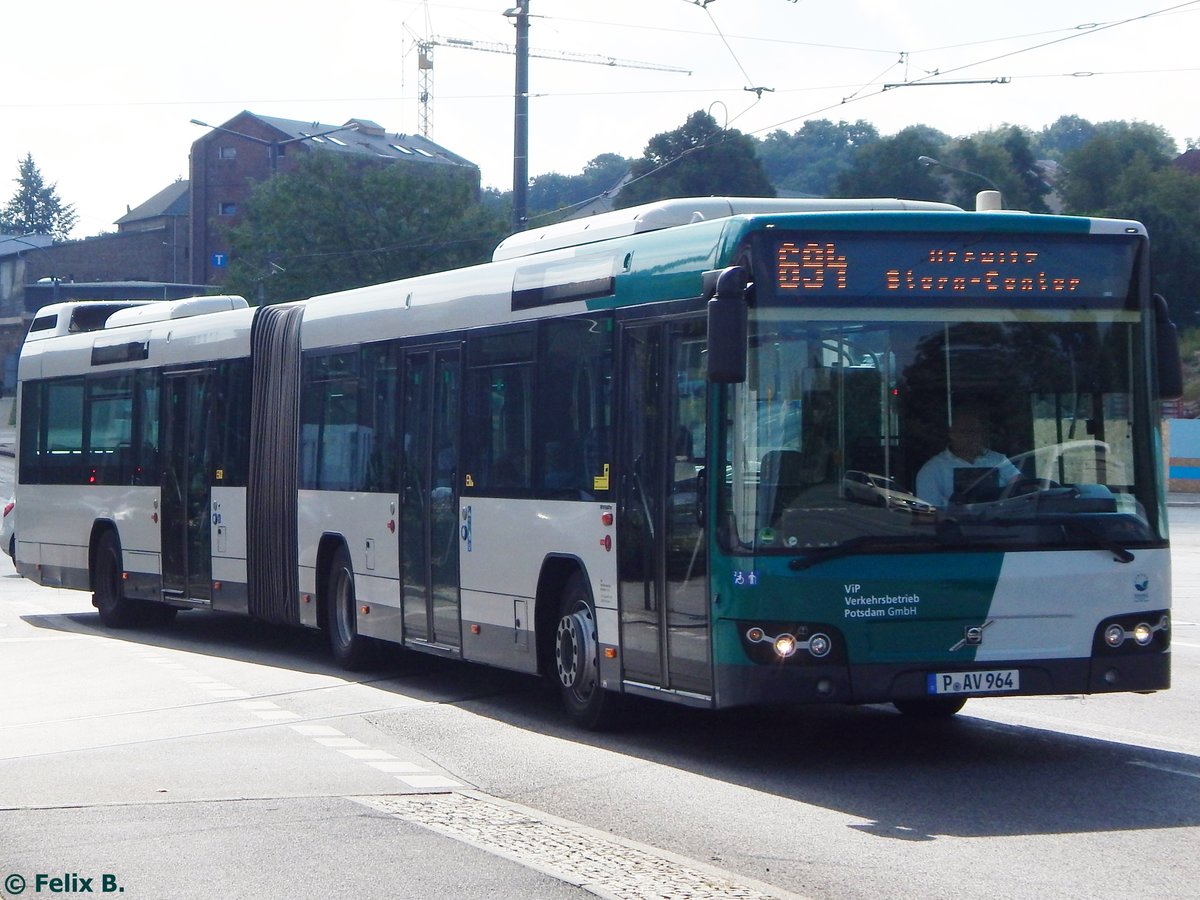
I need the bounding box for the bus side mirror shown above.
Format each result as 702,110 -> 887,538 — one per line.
1154,293 -> 1183,401
705,266 -> 749,384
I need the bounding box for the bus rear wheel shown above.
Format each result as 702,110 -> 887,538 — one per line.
93,531 -> 143,629
326,545 -> 374,670
555,572 -> 620,730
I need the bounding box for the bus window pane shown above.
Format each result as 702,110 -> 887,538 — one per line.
86,375 -> 134,484
537,316 -> 613,498
44,379 -> 85,483
465,351 -> 533,494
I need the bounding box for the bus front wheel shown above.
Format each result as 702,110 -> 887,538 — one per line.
326,545 -> 374,670
555,572 -> 620,730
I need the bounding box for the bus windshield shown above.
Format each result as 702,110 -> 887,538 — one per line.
718,310 -> 1161,558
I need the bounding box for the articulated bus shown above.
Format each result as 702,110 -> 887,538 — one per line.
14,197 -> 1178,727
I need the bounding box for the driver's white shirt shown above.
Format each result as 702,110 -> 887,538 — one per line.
915,448 -> 1020,508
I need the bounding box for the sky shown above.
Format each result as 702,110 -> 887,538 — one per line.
3,0 -> 1198,239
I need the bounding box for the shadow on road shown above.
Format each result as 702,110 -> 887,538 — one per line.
22,604 -> 1200,843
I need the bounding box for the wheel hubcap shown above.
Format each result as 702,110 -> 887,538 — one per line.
556,604 -> 598,700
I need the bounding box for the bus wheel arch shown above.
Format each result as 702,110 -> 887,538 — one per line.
534,556 -> 582,680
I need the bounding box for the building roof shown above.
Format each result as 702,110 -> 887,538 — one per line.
1174,148 -> 1200,176
235,112 -> 478,170
115,180 -> 190,226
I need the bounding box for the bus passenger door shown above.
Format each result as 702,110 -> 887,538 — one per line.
617,319 -> 711,696
400,346 -> 462,650
161,370 -> 213,603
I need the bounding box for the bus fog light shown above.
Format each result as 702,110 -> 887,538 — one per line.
1104,624 -> 1126,648
807,633 -> 832,658
1159,615 -> 1170,633
773,634 -> 797,658
746,627 -> 765,643
1133,623 -> 1154,646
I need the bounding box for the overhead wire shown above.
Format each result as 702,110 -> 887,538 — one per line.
526,1 -> 1200,225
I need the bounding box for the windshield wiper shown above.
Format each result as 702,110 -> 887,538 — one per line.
941,513 -> 1138,563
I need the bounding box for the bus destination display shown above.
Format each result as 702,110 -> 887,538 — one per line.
770,234 -> 1136,303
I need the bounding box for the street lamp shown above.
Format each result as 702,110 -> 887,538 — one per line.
918,155 -> 1001,192
918,156 -> 1003,210
189,118 -> 359,173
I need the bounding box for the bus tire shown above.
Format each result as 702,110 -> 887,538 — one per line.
93,531 -> 143,629
893,697 -> 967,718
555,572 -> 621,730
326,544 -> 374,670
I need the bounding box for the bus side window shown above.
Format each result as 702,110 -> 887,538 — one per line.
536,316 -> 613,499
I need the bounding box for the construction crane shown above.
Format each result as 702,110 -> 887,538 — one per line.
415,35 -> 691,139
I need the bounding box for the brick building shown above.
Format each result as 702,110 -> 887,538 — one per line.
189,111 -> 479,285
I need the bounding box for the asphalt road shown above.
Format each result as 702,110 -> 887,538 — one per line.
1,470 -> 1197,898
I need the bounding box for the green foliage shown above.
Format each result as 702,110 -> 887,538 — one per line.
1058,121 -> 1176,213
1035,115 -> 1098,160
756,120 -> 879,196
615,111 -> 774,208
940,126 -> 1050,212
834,125 -> 949,200
1097,161 -> 1200,325
528,153 -> 632,220
224,154 -> 506,305
0,153 -> 79,240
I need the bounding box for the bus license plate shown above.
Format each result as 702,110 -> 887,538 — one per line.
927,669 -> 1019,695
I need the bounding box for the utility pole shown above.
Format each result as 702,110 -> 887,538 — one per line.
508,3 -> 531,233
416,6 -> 688,233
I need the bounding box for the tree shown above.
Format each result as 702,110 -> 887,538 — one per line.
756,119 -> 879,196
1097,159 -> 1200,325
224,153 -> 506,305
834,125 -> 949,200
1058,121 -> 1177,213
1035,115 -> 1098,160
0,153 -> 79,239
528,153 -> 632,219
615,111 -> 774,208
940,126 -> 1051,212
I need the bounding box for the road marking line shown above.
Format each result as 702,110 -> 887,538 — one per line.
396,775 -> 462,789
315,737 -> 367,748
207,689 -> 253,699
340,748 -> 397,760
290,725 -> 344,737
254,710 -> 301,721
1129,761 -> 1200,779
239,700 -> 284,711
367,761 -> 428,773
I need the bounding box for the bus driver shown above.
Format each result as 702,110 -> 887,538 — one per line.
915,407 -> 1021,508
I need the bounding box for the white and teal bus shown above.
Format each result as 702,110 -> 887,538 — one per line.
14,197 -> 1178,727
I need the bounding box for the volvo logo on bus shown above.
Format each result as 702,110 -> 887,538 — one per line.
950,620 -> 994,651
